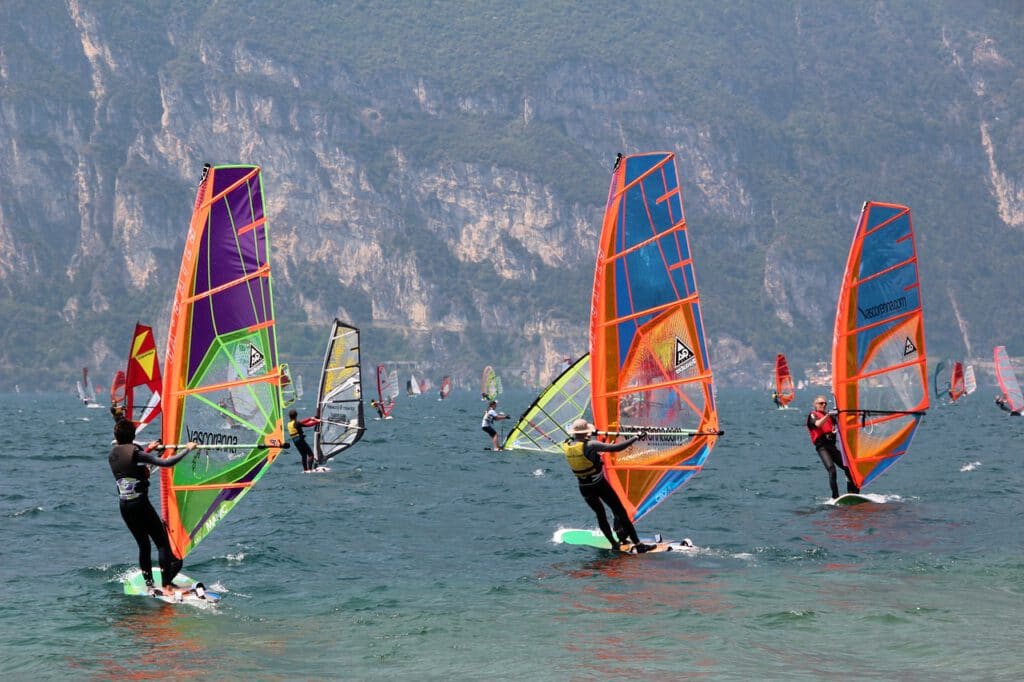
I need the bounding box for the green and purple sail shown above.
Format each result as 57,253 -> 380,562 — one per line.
160,164 -> 286,560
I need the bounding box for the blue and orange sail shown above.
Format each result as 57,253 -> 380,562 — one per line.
591,152 -> 720,522
832,201 -> 928,489
160,164 -> 286,561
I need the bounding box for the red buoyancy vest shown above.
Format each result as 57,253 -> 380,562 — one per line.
807,410 -> 835,444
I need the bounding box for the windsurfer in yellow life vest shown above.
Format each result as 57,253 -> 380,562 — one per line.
771,390 -> 782,408
288,409 -> 321,471
562,419 -> 654,553
481,400 -> 510,450
110,404 -> 126,423
806,396 -> 859,498
108,418 -> 196,595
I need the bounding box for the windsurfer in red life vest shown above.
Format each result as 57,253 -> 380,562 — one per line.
288,409 -> 321,471
561,419 -> 654,553
806,396 -> 859,499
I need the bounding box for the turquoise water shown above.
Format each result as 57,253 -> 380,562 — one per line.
2,388 -> 1023,679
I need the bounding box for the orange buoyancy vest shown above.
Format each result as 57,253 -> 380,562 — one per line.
807,410 -> 836,445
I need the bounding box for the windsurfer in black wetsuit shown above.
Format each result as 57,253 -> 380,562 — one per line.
994,395 -> 1022,416
806,396 -> 860,498
108,419 -> 196,595
561,419 -> 653,553
288,408 -> 321,470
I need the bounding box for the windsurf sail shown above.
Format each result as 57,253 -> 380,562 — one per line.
774,353 -> 795,408
949,361 -> 965,402
964,364 -> 977,396
376,364 -> 396,417
79,367 -> 99,404
407,374 -> 422,396
313,319 -> 364,462
591,151 -> 721,523
160,163 -> 286,561
994,346 -> 1023,412
124,323 -> 163,430
439,375 -> 452,400
503,353 -> 591,453
933,360 -> 950,398
832,201 -> 928,489
481,365 -> 502,400
110,371 -> 126,408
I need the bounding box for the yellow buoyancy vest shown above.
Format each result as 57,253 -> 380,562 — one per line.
562,440 -> 599,479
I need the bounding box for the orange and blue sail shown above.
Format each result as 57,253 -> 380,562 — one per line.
832,201 -> 928,489
994,346 -> 1023,411
160,164 -> 286,560
591,152 -> 719,522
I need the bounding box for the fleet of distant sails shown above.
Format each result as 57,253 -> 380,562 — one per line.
61,156 -> 1020,587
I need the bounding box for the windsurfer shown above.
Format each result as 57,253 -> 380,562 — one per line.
561,419 -> 653,553
371,399 -> 386,419
994,395 -> 1022,416
806,396 -> 859,498
108,419 -> 196,594
288,409 -> 321,470
481,400 -> 510,450
771,390 -> 782,408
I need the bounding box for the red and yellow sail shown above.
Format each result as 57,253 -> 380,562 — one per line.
774,353 -> 795,407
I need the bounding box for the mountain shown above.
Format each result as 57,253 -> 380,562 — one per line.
1,1 -> 1022,391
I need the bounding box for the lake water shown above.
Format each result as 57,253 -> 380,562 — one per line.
2,387 -> 1022,679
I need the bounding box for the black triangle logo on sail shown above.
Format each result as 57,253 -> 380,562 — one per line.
248,343 -> 266,372
674,337 -> 696,373
903,337 -> 917,357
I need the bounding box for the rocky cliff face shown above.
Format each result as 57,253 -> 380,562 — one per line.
0,2 -> 1021,390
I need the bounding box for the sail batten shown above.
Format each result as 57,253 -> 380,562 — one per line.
591,152 -> 719,523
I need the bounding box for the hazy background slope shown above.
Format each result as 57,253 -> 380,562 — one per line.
0,0 -> 1021,389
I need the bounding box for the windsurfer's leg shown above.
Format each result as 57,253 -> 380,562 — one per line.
137,500 -> 181,587
816,446 -> 840,498
581,490 -> 617,547
598,485 -> 640,544
120,502 -> 154,582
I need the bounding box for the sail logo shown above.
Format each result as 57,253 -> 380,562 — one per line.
247,344 -> 265,372
858,296 -> 907,320
674,338 -> 696,374
903,337 -> 918,357
185,425 -> 239,448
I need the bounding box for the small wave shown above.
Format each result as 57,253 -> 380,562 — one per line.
531,468 -> 547,477
226,552 -> 246,562
7,506 -> 44,517
960,461 -> 982,472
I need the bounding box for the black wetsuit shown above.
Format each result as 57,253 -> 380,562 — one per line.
806,412 -> 859,498
289,418 -> 317,469
108,443 -> 187,587
564,437 -> 642,546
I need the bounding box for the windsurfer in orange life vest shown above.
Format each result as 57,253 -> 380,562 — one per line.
561,419 -> 654,553
806,396 -> 860,499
